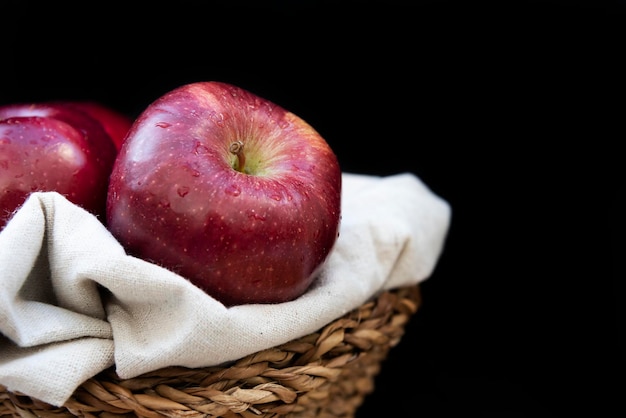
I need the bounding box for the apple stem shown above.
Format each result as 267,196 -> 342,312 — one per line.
229,141 -> 246,172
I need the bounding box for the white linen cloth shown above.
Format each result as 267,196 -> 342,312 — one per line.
0,172 -> 451,407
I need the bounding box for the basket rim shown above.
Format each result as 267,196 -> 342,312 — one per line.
1,284 -> 421,418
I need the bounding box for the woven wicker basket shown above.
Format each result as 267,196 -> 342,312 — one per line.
0,285 -> 420,418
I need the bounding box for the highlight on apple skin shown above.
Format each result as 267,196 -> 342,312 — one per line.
0,102 -> 118,230
56,101 -> 133,150
106,81 -> 342,306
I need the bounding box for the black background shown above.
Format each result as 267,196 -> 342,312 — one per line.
1,1 -> 622,417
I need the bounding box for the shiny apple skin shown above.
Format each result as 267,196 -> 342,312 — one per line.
58,101 -> 133,150
0,103 -> 117,230
106,81 -> 342,306
0,117 -> 111,229
0,103 -> 118,171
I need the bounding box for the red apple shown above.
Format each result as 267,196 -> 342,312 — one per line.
56,101 -> 133,150
106,81 -> 342,306
0,103 -> 118,230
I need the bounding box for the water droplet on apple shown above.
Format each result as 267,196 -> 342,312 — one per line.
155,122 -> 171,128
209,111 -> 225,127
177,186 -> 190,197
247,209 -> 266,221
262,103 -> 274,118
278,120 -> 290,129
270,194 -> 282,201
194,142 -> 210,155
224,183 -> 241,196
248,98 -> 261,110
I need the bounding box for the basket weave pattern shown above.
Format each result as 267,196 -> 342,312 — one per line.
1,285 -> 420,417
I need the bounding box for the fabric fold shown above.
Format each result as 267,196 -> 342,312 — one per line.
0,171 -> 451,407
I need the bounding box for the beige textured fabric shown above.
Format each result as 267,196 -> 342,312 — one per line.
0,172 -> 451,407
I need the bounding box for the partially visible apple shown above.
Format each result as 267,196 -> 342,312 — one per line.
106,81 -> 342,306
0,103 -> 118,230
56,101 -> 133,150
